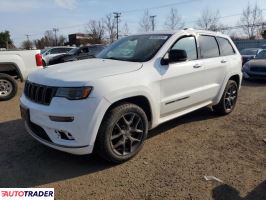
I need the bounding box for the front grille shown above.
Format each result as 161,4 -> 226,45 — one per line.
24,81 -> 57,105
250,66 -> 266,73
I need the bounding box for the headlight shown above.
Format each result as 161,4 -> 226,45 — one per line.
55,87 -> 92,100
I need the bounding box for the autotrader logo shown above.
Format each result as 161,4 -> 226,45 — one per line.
0,188 -> 54,200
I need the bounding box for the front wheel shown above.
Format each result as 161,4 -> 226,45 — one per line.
0,73 -> 18,101
213,80 -> 238,115
95,103 -> 148,163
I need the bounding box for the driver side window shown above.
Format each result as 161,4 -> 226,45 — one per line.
171,36 -> 197,61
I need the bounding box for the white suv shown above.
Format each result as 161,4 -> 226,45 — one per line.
20,29 -> 242,163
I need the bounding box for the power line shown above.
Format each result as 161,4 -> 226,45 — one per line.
185,8 -> 266,25
120,0 -> 200,13
11,2 -> 266,43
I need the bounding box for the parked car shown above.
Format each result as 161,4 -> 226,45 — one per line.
242,49 -> 266,80
20,29 -> 242,163
240,48 -> 263,65
48,44 -> 106,65
41,47 -> 74,66
0,50 -> 43,101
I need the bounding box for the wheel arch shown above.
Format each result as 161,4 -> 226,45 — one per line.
214,73 -> 242,105
0,62 -> 23,81
229,74 -> 241,89
106,95 -> 152,125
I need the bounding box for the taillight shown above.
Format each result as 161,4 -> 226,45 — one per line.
35,53 -> 43,67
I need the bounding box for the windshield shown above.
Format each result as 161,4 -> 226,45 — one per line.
67,48 -> 79,55
97,34 -> 171,62
41,48 -> 50,55
255,50 -> 266,59
240,49 -> 259,55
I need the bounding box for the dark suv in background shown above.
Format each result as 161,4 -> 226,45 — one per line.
48,44 -> 106,65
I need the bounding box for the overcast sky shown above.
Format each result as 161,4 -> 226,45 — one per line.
1,0 -> 266,46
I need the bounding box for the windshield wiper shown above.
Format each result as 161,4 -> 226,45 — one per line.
104,57 -> 129,61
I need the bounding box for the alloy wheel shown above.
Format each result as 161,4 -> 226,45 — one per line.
110,112 -> 145,156
224,84 -> 238,111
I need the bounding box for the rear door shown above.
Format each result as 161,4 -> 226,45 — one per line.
197,35 -> 226,101
216,36 -> 238,74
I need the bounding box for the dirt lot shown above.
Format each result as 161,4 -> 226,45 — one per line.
0,81 -> 266,200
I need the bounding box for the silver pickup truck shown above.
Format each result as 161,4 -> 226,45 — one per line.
0,50 -> 43,101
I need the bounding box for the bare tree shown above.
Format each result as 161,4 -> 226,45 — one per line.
139,10 -> 152,32
239,3 -> 263,39
104,14 -> 116,43
196,8 -> 221,31
165,8 -> 185,30
86,19 -> 105,43
44,30 -> 55,46
21,40 -> 33,50
58,35 -> 66,46
122,22 -> 130,36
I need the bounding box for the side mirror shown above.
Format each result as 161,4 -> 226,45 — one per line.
168,49 -> 187,63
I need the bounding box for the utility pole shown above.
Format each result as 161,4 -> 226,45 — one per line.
25,34 -> 31,49
53,28 -> 59,46
150,15 -> 156,31
26,34 -> 30,41
113,12 -> 121,40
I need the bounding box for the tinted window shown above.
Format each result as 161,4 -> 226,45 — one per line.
217,37 -> 235,56
50,48 -> 61,54
50,48 -> 72,54
255,50 -> 266,59
171,36 -> 197,60
240,49 -> 259,55
199,35 -> 219,58
89,46 -> 105,55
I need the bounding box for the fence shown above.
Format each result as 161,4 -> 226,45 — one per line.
233,39 -> 266,51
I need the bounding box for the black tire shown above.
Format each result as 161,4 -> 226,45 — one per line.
42,60 -> 46,67
213,80 -> 238,115
0,73 -> 18,101
95,103 -> 148,163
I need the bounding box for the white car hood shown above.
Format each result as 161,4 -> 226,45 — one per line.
28,58 -> 143,86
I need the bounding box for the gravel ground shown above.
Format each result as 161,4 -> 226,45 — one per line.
0,80 -> 265,200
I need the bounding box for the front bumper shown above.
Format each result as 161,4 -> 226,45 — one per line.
20,94 -> 110,155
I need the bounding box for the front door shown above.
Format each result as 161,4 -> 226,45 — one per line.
160,35 -> 206,117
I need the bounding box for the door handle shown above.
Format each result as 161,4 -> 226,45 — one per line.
221,60 -> 227,63
193,64 -> 202,68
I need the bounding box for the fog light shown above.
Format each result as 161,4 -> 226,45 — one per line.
55,130 -> 75,140
49,116 -> 74,122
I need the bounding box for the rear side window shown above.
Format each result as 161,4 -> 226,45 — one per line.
171,36 -> 197,60
217,37 -> 235,56
198,35 -> 219,59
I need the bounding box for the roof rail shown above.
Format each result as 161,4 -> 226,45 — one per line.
183,28 -> 194,30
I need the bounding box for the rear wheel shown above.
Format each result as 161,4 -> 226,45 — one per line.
213,80 -> 238,115
95,103 -> 148,163
0,73 -> 17,101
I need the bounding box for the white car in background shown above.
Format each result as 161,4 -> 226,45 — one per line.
20,29 -> 242,163
41,47 -> 74,66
